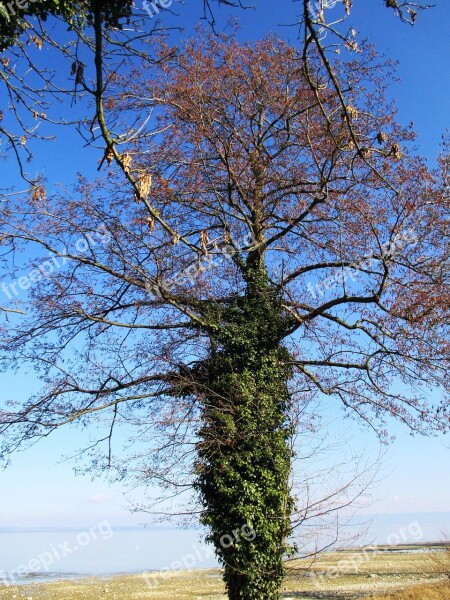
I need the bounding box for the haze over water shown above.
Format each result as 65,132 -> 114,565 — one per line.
1,513 -> 449,585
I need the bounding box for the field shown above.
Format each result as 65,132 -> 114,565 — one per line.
0,545 -> 448,599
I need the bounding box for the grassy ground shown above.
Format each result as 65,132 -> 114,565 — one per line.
0,546 -> 448,599
365,580 -> 450,599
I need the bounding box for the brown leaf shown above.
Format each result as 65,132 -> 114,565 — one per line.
137,174 -> 152,201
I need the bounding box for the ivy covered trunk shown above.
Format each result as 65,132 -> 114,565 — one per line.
194,265 -> 295,600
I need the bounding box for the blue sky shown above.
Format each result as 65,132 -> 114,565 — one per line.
0,0 -> 449,532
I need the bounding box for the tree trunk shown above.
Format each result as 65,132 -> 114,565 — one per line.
194,281 -> 295,599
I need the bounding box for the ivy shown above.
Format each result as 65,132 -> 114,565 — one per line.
0,0 -> 133,50
191,265 -> 296,599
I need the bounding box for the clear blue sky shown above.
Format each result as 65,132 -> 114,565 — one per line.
0,0 -> 449,532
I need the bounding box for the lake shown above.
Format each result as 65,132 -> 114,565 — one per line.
1,512 -> 449,585
0,527 -> 217,585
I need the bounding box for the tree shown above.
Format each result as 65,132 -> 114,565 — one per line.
1,26 -> 449,598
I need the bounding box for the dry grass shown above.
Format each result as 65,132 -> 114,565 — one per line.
366,547 -> 450,600
366,580 -> 450,599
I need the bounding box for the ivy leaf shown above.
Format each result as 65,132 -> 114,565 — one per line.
0,2 -> 10,22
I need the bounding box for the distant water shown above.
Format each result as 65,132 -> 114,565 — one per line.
1,512 -> 449,585
0,527 -> 218,585
365,512 -> 450,546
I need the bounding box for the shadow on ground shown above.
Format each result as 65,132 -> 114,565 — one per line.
282,593 -> 359,600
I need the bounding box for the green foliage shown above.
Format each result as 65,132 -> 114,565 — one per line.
192,266 -> 296,599
0,0 -> 133,51
0,3 -> 9,22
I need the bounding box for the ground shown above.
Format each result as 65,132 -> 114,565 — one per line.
0,545 -> 448,599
